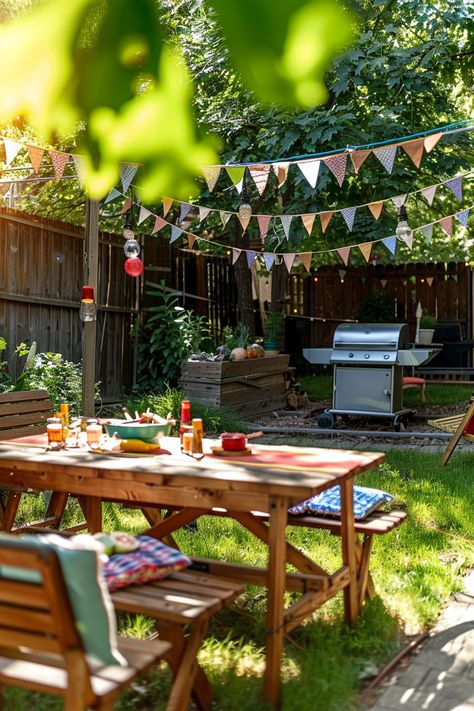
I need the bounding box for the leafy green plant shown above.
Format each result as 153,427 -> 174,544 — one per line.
174,306 -> 210,354
17,351 -> 86,415
263,312 -> 284,342
420,313 -> 437,329
356,291 -> 397,323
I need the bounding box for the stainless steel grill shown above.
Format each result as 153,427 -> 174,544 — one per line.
303,323 -> 439,430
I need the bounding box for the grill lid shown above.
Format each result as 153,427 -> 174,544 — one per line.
332,323 -> 410,351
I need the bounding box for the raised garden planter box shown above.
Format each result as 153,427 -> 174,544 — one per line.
180,354 -> 291,416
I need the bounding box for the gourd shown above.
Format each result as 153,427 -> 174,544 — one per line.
247,343 -> 264,358
230,347 -> 247,361
119,439 -> 161,453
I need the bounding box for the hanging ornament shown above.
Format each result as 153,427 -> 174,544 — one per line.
238,202 -> 252,221
123,228 -> 135,241
123,239 -> 141,258
124,257 -> 144,277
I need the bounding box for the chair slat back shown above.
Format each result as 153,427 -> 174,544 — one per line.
0,390 -> 54,439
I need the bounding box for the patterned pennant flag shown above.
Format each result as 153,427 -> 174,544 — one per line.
26,145 -> 44,173
50,150 -> 70,179
137,206 -> 152,225
3,138 -> 22,166
373,145 -> 397,174
340,207 -> 357,231
179,202 -> 193,222
162,196 -> 173,217
257,215 -> 271,239
301,214 -> 316,235
456,209 -> 470,227
300,253 -> 312,271
419,224 -> 433,242
421,185 -> 437,206
359,242 -> 372,262
152,216 -> 167,234
319,211 -> 333,233
280,215 -> 293,239
188,234 -> 197,249
198,206 -> 211,222
283,253 -> 296,273
297,159 -> 321,188
444,176 -> 463,202
382,235 -> 397,255
220,211 -> 232,228
104,188 -> 121,204
426,277 -> 434,287
350,149 -> 371,173
120,197 -> 133,214
264,252 -> 276,271
324,153 -> 347,187
249,165 -> 271,195
439,216 -> 453,236
170,225 -> 183,243
120,164 -> 138,192
246,250 -> 256,268
225,166 -> 245,187
272,162 -> 289,187
424,132 -> 442,153
337,246 -> 351,266
402,139 -> 424,168
202,166 -> 221,192
238,213 -> 251,233
366,201 -> 383,220
391,194 -> 407,209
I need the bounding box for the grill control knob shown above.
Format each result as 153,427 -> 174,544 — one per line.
384,354 -> 389,360
348,352 -> 354,358
364,353 -> 370,359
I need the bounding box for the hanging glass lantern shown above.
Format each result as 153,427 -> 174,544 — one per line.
124,257 -> 144,277
395,205 -> 412,242
123,239 -> 141,258
79,285 -> 96,322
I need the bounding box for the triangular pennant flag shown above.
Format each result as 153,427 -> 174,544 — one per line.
337,246 -> 351,266
350,149 -> 371,173
297,159 -> 321,188
439,216 -> 453,236
301,214 -> 316,235
373,144 -> 397,174
152,216 -> 167,234
264,253 -> 276,271
137,206 -> 152,225
419,224 -> 433,242
421,185 -> 437,206
283,253 -> 296,273
444,176 -> 463,202
2,138 -> 22,166
380,279 -> 387,288
402,139 -> 424,168
225,166 -> 245,187
0,181 -> 12,195
50,150 -> 70,179
367,201 -> 384,220
324,153 -> 347,187
249,165 -> 271,195
280,215 -> 293,239
170,225 -> 183,243
382,235 -> 397,254
188,234 -> 197,249
246,250 -> 256,268
257,215 -> 271,239
340,206 -> 357,231
71,154 -> 85,183
424,132 -> 442,153
319,211 -> 333,233
401,232 -> 413,249
120,163 -> 138,192
452,274 -> 458,282
456,209 -> 470,227
238,212 -> 251,233
104,187 -> 121,204
220,211 -> 231,228
162,196 -> 173,217
26,145 -> 44,173
198,206 -> 211,223
120,197 -> 133,214
202,166 -> 221,192
233,178 -> 244,194
272,162 -> 289,187
179,202 -> 193,222
300,253 -> 312,271
359,242 -> 372,262
391,194 -> 407,209
426,277 -> 434,287
338,269 -> 346,281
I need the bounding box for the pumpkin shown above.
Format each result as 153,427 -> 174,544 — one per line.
230,347 -> 247,361
249,343 -> 265,358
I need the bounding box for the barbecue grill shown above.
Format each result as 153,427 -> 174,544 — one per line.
303,323 -> 439,430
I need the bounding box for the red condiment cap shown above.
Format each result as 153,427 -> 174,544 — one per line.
81,285 -> 94,300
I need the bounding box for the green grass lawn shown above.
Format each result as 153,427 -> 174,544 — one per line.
7,439 -> 474,711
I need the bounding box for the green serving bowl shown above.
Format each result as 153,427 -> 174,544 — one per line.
104,421 -> 172,441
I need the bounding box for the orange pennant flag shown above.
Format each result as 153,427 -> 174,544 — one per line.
319,211 -> 333,233
424,132 -> 442,153
238,214 -> 251,233
188,234 -> 197,249
301,214 -> 316,235
368,201 -> 384,220
350,149 -> 371,173
27,145 -> 45,173
300,253 -> 312,271
359,242 -> 372,262
402,139 -> 424,168
162,196 -> 173,217
272,162 -> 289,187
120,198 -> 133,214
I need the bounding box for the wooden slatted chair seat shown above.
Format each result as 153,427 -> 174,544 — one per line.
428,397 -> 474,464
0,538 -> 171,711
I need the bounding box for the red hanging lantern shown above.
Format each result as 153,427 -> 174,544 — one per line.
124,257 -> 144,277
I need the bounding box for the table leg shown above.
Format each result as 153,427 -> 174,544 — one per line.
263,495 -> 288,709
339,478 -> 358,626
77,495 -> 102,533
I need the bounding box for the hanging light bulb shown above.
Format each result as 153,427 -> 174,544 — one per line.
123,239 -> 141,258
124,257 -> 144,277
395,205 -> 412,242
79,285 -> 96,322
238,202 -> 252,221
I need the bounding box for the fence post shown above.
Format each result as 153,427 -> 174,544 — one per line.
82,199 -> 100,416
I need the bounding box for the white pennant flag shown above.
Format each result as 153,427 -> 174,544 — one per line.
421,185 -> 437,206
340,207 -> 357,231
419,224 -> 433,242
104,188 -> 121,204
297,160 -> 321,188
2,138 -> 22,166
138,206 -> 152,225
220,211 -> 232,228
280,215 -> 293,239
231,248 -> 241,265
391,194 -> 407,208
283,253 -> 296,273
198,206 -> 211,223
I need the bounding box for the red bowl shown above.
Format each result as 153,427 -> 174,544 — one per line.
221,432 -> 247,451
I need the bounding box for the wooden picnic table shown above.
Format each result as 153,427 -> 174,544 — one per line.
0,436 -> 384,709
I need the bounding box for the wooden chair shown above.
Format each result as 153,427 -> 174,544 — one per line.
402,376 -> 426,404
428,398 -> 474,465
0,537 -> 171,710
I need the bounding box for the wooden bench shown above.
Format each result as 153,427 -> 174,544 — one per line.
0,537 -> 171,711
428,398 -> 474,465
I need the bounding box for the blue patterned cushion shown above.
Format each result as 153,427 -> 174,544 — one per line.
289,485 -> 393,520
